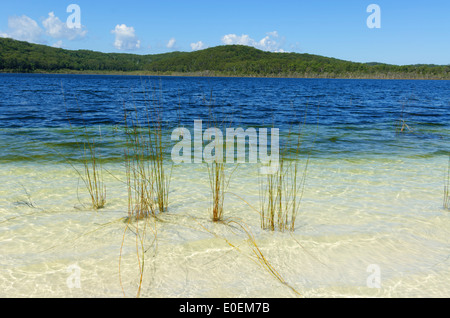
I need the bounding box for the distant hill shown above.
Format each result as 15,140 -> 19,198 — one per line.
0,37 -> 449,79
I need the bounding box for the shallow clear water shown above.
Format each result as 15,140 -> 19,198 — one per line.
0,74 -> 449,298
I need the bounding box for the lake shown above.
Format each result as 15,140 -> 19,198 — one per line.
0,73 -> 449,298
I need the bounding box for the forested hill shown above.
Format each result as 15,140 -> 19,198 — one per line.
1,37 -> 449,79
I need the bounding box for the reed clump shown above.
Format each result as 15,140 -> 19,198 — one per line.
207,160 -> 226,222
259,152 -> 308,232
150,106 -> 170,214
259,107 -> 311,232
207,161 -> 237,223
124,109 -> 155,220
203,92 -> 237,223
62,86 -> 106,210
80,129 -> 107,210
121,94 -> 165,297
123,86 -> 171,220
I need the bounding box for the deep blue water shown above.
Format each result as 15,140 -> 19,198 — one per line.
0,73 -> 448,162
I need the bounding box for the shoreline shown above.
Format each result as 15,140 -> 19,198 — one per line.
1,70 -> 449,81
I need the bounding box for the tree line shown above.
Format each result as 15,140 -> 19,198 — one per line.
1,38 -> 449,79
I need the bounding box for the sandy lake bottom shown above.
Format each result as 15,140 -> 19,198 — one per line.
1,156 -> 449,298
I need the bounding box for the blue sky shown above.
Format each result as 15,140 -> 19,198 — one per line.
0,0 -> 449,65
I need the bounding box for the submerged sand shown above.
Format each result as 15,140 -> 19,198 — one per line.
0,157 -> 449,298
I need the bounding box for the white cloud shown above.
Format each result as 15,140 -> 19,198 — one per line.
190,41 -> 207,51
111,24 -> 141,51
0,12 -> 87,45
0,15 -> 43,43
221,31 -> 286,52
167,38 -> 176,49
42,12 -> 87,41
222,34 -> 253,46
